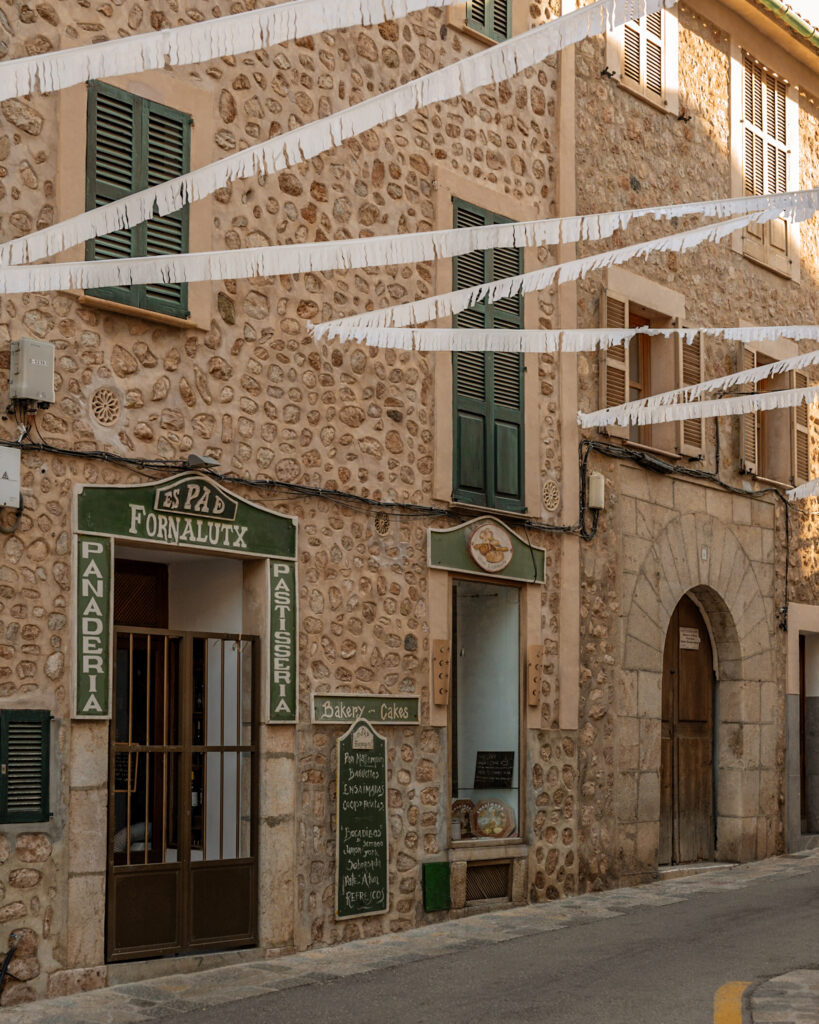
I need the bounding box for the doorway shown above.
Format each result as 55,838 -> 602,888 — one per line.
660,595 -> 715,865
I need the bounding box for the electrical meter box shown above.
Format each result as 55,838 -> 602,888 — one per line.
10,338 -> 55,404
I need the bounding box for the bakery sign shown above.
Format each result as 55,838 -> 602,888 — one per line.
73,473 -> 299,721
428,516 -> 546,584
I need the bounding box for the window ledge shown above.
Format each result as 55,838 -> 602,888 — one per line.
448,839 -> 527,860
78,294 -> 204,330
747,473 -> 792,490
604,438 -> 683,461
448,500 -> 532,520
614,76 -> 674,116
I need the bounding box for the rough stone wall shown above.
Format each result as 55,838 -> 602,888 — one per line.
573,3 -> 819,892
0,0 -> 572,1004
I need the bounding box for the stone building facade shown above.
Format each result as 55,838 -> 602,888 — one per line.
0,0 -> 817,1007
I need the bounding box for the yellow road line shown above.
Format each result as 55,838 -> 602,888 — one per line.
714,982 -> 751,1024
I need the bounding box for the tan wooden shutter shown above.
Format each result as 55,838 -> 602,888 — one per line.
739,348 -> 759,475
600,291 -> 629,440
792,370 -> 810,485
622,13 -> 664,97
678,332 -> 704,457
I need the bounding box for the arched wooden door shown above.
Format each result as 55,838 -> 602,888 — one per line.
660,595 -> 715,864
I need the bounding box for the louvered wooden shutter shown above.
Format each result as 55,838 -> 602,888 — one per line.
491,351 -> 524,510
601,292 -> 629,439
739,348 -> 759,475
452,198 -> 524,511
466,0 -> 509,40
86,82 -> 139,307
678,332 -> 704,457
792,370 -> 810,485
144,102 -> 190,317
0,710 -> 50,824
742,54 -> 790,273
86,82 -> 190,317
454,352 -> 489,506
622,14 -> 663,97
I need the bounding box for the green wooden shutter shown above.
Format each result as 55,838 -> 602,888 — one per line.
466,0 -> 509,40
142,101 -> 191,318
86,81 -> 139,306
454,352 -> 490,506
86,83 -> 190,318
0,709 -> 51,824
452,199 -> 524,512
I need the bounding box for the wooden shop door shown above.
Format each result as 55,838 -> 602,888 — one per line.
659,596 -> 715,865
107,630 -> 258,961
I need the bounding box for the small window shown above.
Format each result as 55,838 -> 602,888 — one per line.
86,81 -> 191,319
601,292 -> 702,456
607,10 -> 679,113
0,709 -> 51,824
466,0 -> 510,41
741,53 -> 792,276
452,199 -> 524,512
740,351 -> 811,485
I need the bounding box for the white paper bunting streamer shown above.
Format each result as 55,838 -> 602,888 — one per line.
0,0 -> 673,267
0,0 -> 462,102
3,190 -> 815,297
313,206 -> 812,340
581,384 -> 819,429
580,346 -> 819,428
788,477 -> 819,500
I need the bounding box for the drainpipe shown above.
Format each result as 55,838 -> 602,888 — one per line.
754,0 -> 819,52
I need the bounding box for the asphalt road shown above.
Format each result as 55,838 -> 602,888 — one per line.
156,862 -> 819,1024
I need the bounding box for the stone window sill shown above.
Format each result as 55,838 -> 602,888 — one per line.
78,294 -> 206,330
448,500 -> 533,521
448,840 -> 527,860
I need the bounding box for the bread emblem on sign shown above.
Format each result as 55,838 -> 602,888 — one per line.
467,523 -> 514,573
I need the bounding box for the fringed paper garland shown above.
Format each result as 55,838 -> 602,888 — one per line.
0,0 -> 462,102
0,0 -> 674,267
3,190 -> 815,296
580,384 -> 819,429
303,324 -> 819,352
580,346 -> 819,428
788,478 -> 819,500
312,207 -> 809,339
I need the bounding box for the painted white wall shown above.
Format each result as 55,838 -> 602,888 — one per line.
168,557 -> 243,633
454,580 -> 520,827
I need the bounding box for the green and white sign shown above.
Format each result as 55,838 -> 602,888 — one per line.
313,694 -> 419,725
428,515 -> 546,584
77,472 -> 296,559
269,560 -> 297,722
75,534 -> 112,718
73,473 -> 299,722
336,719 -> 389,920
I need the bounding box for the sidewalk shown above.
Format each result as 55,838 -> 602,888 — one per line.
750,969 -> 819,1024
1,850 -> 818,1023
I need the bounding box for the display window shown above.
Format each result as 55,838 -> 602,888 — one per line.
450,579 -> 521,841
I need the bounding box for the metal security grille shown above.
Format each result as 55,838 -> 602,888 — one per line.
108,628 -> 257,962
465,861 -> 511,902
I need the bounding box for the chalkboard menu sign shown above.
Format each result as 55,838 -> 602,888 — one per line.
336,719 -> 389,920
474,750 -> 515,789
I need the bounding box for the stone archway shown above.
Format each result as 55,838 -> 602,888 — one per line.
618,512 -> 776,873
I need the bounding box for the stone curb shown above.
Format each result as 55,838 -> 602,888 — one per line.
2,850 -> 819,1023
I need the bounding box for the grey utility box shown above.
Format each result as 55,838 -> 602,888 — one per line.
10,338 -> 55,404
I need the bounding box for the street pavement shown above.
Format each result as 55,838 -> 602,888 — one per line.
3,850 -> 819,1023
